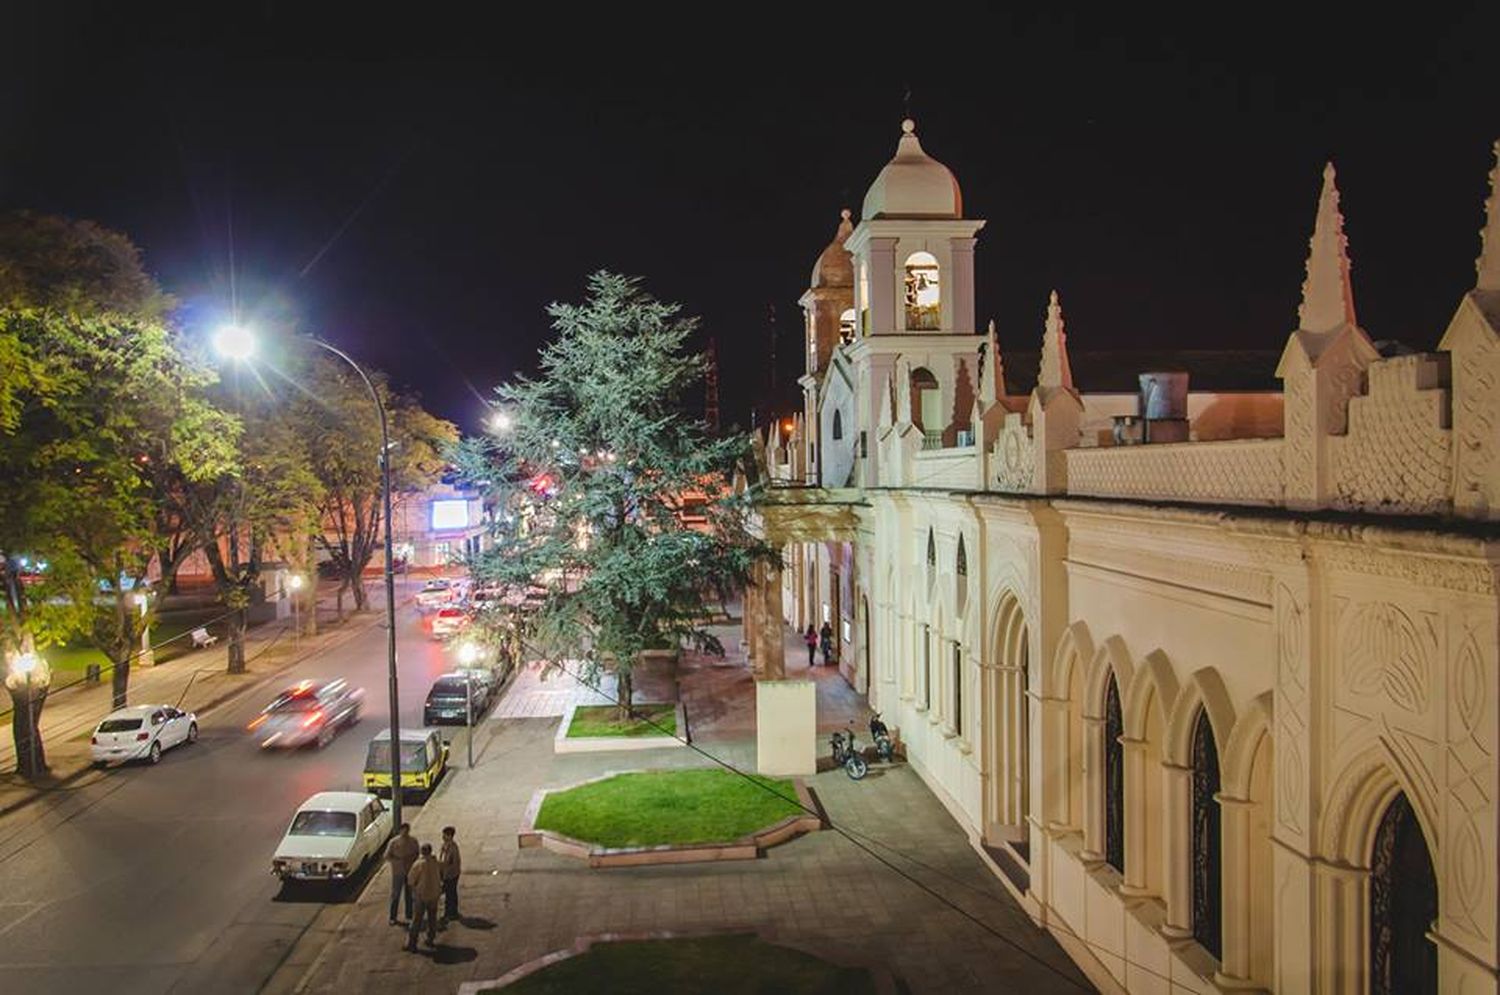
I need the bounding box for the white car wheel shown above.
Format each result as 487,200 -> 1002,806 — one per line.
186,722 -> 199,744
147,741 -> 162,765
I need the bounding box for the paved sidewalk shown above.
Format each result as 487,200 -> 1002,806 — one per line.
0,582 -> 404,815
268,643 -> 1092,994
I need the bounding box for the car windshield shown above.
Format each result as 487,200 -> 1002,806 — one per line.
98,718 -> 143,733
365,740 -> 429,772
431,679 -> 469,695
422,581 -> 449,591
288,810 -> 357,837
268,693 -> 321,712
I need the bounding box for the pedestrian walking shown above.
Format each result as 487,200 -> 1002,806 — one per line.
438,825 -> 462,925
819,621 -> 834,666
384,823 -> 419,925
803,624 -> 818,666
405,843 -> 443,951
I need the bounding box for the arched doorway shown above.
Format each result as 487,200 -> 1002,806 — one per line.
1104,673 -> 1124,873
1190,710 -> 1222,960
1369,792 -> 1437,995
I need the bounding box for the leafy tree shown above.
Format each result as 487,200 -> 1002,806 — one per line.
0,212 -> 229,771
453,272 -> 777,715
182,385 -> 321,674
292,355 -> 458,614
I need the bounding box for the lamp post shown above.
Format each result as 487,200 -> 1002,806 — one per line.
12,652 -> 39,778
457,641 -> 480,768
215,324 -> 405,827
288,573 -> 305,647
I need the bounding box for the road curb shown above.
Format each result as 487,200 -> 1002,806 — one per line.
0,609 -> 393,821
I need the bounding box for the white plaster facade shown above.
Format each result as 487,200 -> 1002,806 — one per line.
753,126 -> 1500,994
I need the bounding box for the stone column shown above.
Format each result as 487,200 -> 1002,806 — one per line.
1119,736 -> 1153,897
1313,859 -> 1369,995
1078,713 -> 1105,858
1214,793 -> 1259,989
1161,761 -> 1194,939
755,558 -> 786,681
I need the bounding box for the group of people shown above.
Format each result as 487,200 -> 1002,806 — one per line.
803,621 -> 836,667
383,822 -> 462,951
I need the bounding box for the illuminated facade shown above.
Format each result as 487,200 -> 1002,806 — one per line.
754,124 -> 1500,994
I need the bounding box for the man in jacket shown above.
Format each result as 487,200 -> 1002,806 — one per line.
405,843 -> 443,950
384,823 -> 419,925
438,825 -> 462,925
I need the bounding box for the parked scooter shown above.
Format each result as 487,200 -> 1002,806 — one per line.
829,722 -> 868,780
869,711 -> 895,762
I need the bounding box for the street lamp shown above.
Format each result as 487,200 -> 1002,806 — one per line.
486,409 -> 513,434
288,573 -> 305,645
456,641 -> 480,768
11,652 -> 39,777
215,324 -> 406,827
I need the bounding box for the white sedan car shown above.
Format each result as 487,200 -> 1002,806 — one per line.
90,705 -> 198,766
271,791 -> 392,882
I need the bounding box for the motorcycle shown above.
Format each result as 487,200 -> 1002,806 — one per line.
869,711 -> 895,762
829,722 -> 868,780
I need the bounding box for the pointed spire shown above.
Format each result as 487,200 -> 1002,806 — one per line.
1038,291 -> 1074,392
1298,162 -> 1358,334
978,319 -> 1004,404
1478,139 -> 1500,293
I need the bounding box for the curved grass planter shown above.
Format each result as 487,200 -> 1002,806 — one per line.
519,768 -> 820,867
459,931 -> 881,995
553,701 -> 688,754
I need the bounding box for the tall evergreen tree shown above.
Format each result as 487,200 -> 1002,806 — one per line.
453,272 -> 777,714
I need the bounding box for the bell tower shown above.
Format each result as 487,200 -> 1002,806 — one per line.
843,118 -> 987,483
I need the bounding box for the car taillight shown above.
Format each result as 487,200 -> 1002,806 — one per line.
136,732 -> 149,741
91,736 -> 98,745
301,710 -> 323,728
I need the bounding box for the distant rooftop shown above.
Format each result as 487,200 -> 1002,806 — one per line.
1000,350 -> 1283,395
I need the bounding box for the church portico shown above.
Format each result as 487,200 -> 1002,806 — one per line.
757,121 -> 1500,993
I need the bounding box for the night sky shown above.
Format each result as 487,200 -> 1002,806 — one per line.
3,5 -> 1497,432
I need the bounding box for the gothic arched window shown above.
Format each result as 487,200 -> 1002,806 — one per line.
904,251 -> 941,330
955,535 -> 968,617
1191,710 -> 1223,960
839,307 -> 857,343
1104,674 -> 1124,873
1370,792 -> 1438,995
832,410 -> 844,441
953,642 -> 964,736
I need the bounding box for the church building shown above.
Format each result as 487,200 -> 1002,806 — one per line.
751,121 -> 1500,995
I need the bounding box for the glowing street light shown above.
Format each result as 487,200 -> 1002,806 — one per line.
487,410 -> 513,434
288,574 -> 306,644
215,323 -> 406,826
213,324 -> 256,362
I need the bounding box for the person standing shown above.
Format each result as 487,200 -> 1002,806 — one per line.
385,823 -> 419,925
803,625 -> 818,666
819,621 -> 834,666
405,843 -> 443,951
438,825 -> 462,925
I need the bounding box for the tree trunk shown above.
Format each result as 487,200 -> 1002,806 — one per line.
110,658 -> 131,710
8,683 -> 49,779
335,583 -> 346,622
227,608 -> 247,674
351,573 -> 369,612
616,668 -> 634,722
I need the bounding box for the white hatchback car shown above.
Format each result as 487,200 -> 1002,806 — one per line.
271,791 -> 392,882
90,705 -> 198,766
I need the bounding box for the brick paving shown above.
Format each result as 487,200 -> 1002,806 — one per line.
273,619 -> 1092,993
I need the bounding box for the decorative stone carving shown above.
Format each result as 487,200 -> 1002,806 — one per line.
1341,603 -> 1433,716
1331,354 -> 1452,515
1065,438 -> 1285,506
994,416 -> 1035,492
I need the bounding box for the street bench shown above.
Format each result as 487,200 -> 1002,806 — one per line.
190,627 -> 219,649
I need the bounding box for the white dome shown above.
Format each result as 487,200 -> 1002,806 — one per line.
860,119 -> 962,221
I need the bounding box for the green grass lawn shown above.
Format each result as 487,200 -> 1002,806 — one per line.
565,703 -> 677,739
488,934 -> 877,995
534,768 -> 803,848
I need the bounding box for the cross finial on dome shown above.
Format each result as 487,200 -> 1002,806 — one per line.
840,208 -> 851,222
1297,161 -> 1358,334
901,118 -> 916,135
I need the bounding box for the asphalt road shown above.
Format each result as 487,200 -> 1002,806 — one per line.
0,598 -> 481,995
